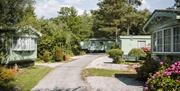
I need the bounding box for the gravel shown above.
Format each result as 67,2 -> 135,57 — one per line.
87,76 -> 143,91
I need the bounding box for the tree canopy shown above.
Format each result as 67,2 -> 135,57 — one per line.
0,0 -> 35,27
92,0 -> 150,39
0,0 -> 151,61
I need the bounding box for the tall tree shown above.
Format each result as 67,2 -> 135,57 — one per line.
57,7 -> 93,54
92,0 -> 149,39
0,0 -> 34,27
58,7 -> 92,41
17,3 -> 38,26
79,11 -> 93,39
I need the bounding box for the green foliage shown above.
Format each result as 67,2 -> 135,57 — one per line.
106,49 -> 124,64
36,6 -> 93,61
42,51 -> 52,62
111,42 -> 119,49
83,68 -> 122,77
0,0 -> 35,27
147,75 -> 179,91
79,51 -> 86,55
83,68 -> 136,78
128,48 -> 147,61
145,61 -> 180,91
136,58 -> 160,82
58,7 -> 92,40
54,46 -> 64,62
0,52 -> 5,63
92,0 -> 150,38
13,66 -> 52,91
0,66 -> 16,89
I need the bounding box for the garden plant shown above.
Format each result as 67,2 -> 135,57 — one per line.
128,48 -> 147,61
144,61 -> 180,91
106,49 -> 124,64
136,58 -> 160,82
0,66 -> 17,90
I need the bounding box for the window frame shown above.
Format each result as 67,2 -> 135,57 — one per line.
12,36 -> 37,51
152,26 -> 180,54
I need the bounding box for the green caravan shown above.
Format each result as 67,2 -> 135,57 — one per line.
80,38 -> 114,53
0,26 -> 42,64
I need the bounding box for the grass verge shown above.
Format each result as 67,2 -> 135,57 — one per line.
83,68 -> 136,77
12,66 -> 52,91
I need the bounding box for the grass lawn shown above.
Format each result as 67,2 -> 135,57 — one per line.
12,66 -> 52,91
83,68 -> 136,77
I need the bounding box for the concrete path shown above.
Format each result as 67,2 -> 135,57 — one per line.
32,54 -> 103,91
86,56 -> 129,71
85,55 -> 143,91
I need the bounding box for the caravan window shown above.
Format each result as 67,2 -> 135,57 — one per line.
157,31 -> 163,52
13,37 -> 36,51
164,29 -> 171,52
174,27 -> 180,52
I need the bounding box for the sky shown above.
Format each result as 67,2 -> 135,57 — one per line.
35,0 -> 175,19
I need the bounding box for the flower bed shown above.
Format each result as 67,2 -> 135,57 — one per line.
144,61 -> 180,91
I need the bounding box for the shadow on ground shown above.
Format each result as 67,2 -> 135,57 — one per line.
33,86 -> 88,91
104,62 -> 113,64
114,73 -> 143,86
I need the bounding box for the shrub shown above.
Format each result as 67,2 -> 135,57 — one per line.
42,51 -> 52,62
136,58 -> 160,82
128,48 -> 146,61
0,66 -> 16,89
144,61 -> 180,91
111,43 -> 119,49
54,46 -> 64,62
35,58 -> 43,63
0,52 -> 5,63
106,49 -> 124,64
80,51 -> 86,55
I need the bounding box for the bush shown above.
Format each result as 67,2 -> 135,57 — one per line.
136,58 -> 160,82
128,48 -> 147,61
0,52 -> 5,63
111,43 -> 119,49
54,46 -> 64,62
42,51 -> 52,62
144,61 -> 180,91
106,49 -> 124,64
80,51 -> 86,55
0,66 -> 16,89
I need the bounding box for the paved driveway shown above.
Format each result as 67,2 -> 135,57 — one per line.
31,54 -> 102,91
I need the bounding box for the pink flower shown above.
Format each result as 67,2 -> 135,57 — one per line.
160,61 -> 164,65
164,72 -> 172,76
176,80 -> 180,83
171,64 -> 175,68
175,62 -> 178,66
143,87 -> 148,91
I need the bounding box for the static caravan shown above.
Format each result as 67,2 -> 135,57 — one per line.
80,38 -> 114,52
119,36 -> 151,55
143,8 -> 180,59
0,26 -> 42,64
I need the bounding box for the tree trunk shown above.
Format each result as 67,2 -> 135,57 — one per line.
127,25 -> 130,35
115,27 -> 118,44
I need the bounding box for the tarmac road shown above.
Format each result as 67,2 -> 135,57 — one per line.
31,54 -> 103,91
